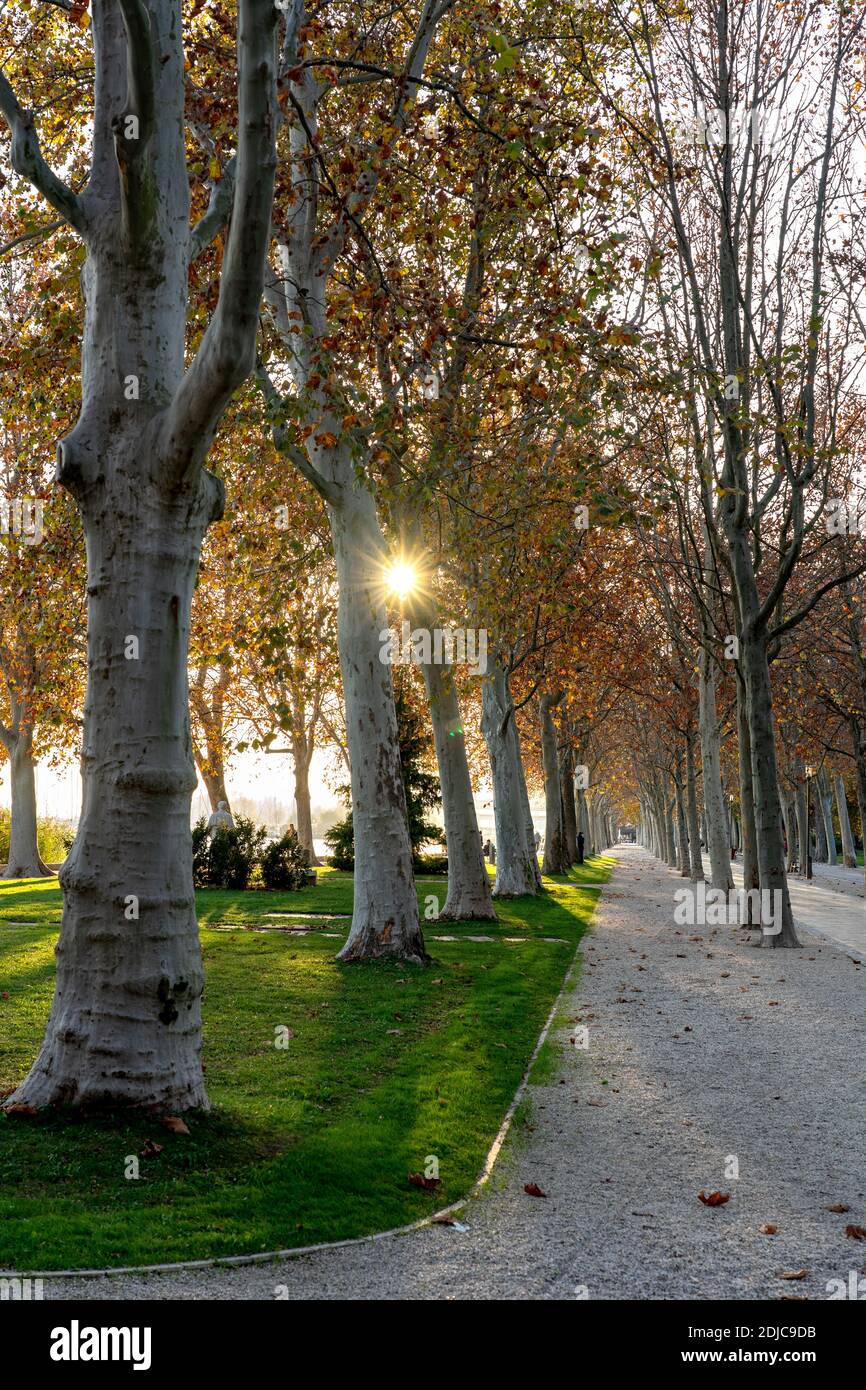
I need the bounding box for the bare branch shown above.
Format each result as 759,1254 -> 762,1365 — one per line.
113,0 -> 157,250
189,155 -> 237,261
256,361 -> 342,508
159,0 -> 279,489
0,68 -> 86,233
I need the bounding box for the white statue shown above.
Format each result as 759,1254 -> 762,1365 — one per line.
207,800 -> 235,835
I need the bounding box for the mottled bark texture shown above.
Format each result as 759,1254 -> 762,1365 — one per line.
330,486 -> 426,960
0,723 -> 50,878
540,691 -> 568,874
481,662 -> 539,896
1,0 -> 279,1109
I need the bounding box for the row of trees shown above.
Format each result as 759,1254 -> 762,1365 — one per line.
0,0 -> 863,1111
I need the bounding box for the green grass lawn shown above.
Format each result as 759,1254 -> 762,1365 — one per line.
0,857 -> 612,1272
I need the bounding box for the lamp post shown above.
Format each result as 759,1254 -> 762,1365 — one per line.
805,765 -> 815,880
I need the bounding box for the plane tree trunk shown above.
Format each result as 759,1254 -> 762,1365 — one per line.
0,720 -> 50,879
1,0 -> 280,1110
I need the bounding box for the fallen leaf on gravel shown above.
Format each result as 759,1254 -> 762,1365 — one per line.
586,1099 -> 607,1106
825,1203 -> 850,1213
779,1295 -> 809,1301
759,1224 -> 778,1235
408,1172 -> 440,1190
698,1190 -> 730,1207
432,1214 -> 457,1225
720,972 -> 730,978
768,1000 -> 780,1006
845,1225 -> 866,1240
160,1116 -> 190,1135
140,1139 -> 163,1158
524,1182 -> 547,1198
779,1269 -> 808,1281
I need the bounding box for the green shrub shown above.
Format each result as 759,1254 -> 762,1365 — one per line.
191,815 -> 267,890
324,812 -> 355,871
0,809 -> 75,867
260,826 -> 309,890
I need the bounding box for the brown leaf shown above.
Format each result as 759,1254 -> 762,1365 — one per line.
698,1190 -> 730,1207
845,1225 -> 866,1240
408,1172 -> 440,1191
825,1202 -> 850,1213
140,1139 -> 163,1158
432,1214 -> 456,1225
759,1224 -> 778,1235
779,1269 -> 808,1281
4,1102 -> 37,1116
524,1182 -> 547,1198
160,1116 -> 190,1136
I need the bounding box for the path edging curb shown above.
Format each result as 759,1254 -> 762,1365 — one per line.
5,895 -> 604,1282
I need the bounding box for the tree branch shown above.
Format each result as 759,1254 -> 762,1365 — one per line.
189,155 -> 237,261
113,0 -> 157,252
256,361 -> 342,508
159,0 -> 279,490
0,69 -> 86,234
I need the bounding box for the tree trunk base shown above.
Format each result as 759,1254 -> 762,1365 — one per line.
2,856 -> 52,879
3,1055 -> 210,1114
438,889 -> 497,921
337,924 -> 429,964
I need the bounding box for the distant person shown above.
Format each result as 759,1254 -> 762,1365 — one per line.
576,831 -> 585,864
489,842 -> 496,865
207,800 -> 234,835
534,830 -> 541,851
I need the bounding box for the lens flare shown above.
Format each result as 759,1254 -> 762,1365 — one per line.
386,561 -> 417,599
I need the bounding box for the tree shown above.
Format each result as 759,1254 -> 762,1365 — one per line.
1,0 -> 279,1111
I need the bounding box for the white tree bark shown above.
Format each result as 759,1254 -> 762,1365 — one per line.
1,725 -> 50,878
539,690 -> 567,874
330,487 -> 425,960
817,768 -> 837,866
835,774 -> 857,868
481,662 -> 539,896
1,0 -> 279,1110
420,656 -> 494,920
698,648 -> 733,890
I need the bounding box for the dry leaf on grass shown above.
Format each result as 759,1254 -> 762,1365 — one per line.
160,1116 -> 190,1136
408,1172 -> 440,1191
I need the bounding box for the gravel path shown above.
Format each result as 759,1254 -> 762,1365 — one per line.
44,847 -> 866,1301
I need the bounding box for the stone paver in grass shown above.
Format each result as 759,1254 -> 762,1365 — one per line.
42,844 -> 865,1301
